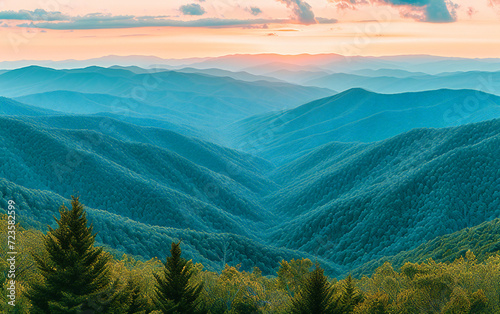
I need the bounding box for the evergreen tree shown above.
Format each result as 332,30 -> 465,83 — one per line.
123,279 -> 153,314
153,241 -> 205,314
339,274 -> 364,313
27,196 -> 112,313
290,265 -> 340,314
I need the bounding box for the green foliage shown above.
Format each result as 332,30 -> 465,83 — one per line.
4,213 -> 500,314
355,219 -> 500,276
0,214 -> 43,313
277,258 -> 313,298
338,274 -> 363,313
353,292 -> 389,314
26,196 -> 112,313
123,279 -> 153,314
290,265 -> 339,314
355,252 -> 500,313
153,241 -> 205,314
197,263 -> 289,313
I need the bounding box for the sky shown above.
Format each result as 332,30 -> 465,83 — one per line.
0,0 -> 499,60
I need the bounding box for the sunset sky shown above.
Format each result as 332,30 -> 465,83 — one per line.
1,0 -> 499,61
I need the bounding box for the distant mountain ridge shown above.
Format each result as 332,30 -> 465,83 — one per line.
174,67 -> 286,83
0,96 -> 61,116
227,88 -> 500,163
1,62 -> 500,278
305,70 -> 500,95
4,53 -> 500,73
0,66 -> 334,129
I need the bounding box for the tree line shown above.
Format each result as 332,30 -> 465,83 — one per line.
1,197 -> 498,313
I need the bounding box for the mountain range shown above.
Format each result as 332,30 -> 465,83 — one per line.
0,66 -> 333,131
4,53 -> 500,73
226,88 -> 500,163
1,60 -> 499,277
303,71 -> 500,95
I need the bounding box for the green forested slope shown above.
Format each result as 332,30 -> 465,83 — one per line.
268,119 -> 500,266
1,87 -> 499,278
353,218 -> 500,276
0,116 -> 276,236
0,177 -> 343,276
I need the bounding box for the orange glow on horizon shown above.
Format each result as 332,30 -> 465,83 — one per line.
0,19 -> 499,61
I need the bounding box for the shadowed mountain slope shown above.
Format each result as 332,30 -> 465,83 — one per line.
0,116 -> 278,237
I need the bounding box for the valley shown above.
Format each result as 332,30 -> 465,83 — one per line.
1,58 -> 499,278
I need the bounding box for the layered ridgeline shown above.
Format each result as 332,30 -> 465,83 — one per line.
0,66 -> 333,129
0,114 -> 343,274
227,88 -> 500,163
267,119 -> 500,268
0,96 -> 60,116
0,115 -> 276,234
1,64 -> 499,276
303,70 -> 500,95
173,67 -> 286,83
4,53 -> 500,73
170,53 -> 500,74
0,95 -> 203,139
0,106 -> 499,275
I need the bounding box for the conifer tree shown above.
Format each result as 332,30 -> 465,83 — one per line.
290,265 -> 340,314
153,241 -> 205,314
123,279 -> 153,314
339,274 -> 364,313
27,196 -> 112,313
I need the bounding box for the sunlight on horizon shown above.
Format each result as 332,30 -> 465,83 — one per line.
0,0 -> 499,60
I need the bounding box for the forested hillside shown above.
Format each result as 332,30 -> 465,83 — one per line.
227,88 -> 500,163
0,116 -> 276,234
354,217 -> 500,276
267,119 -> 500,267
1,99 -> 499,276
0,178 -> 342,276
1,63 -> 499,289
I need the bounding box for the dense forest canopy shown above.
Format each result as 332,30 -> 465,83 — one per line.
1,62 -> 499,312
